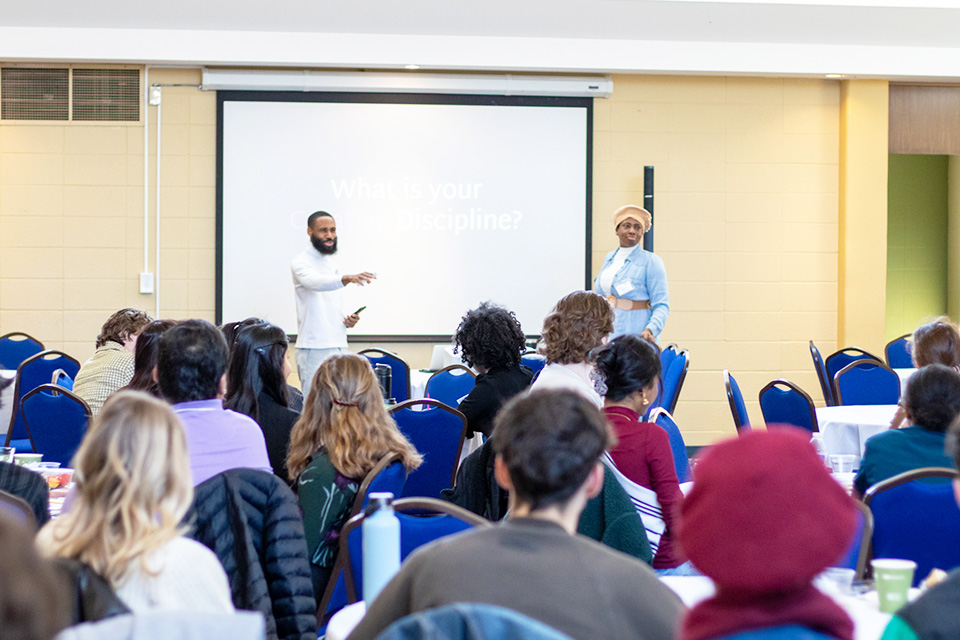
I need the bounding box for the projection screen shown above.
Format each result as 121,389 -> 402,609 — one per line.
217,92 -> 592,340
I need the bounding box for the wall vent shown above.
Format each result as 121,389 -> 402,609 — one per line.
0,68 -> 140,122
72,69 -> 140,122
1,68 -> 69,120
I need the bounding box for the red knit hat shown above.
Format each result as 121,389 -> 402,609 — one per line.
679,428 -> 857,592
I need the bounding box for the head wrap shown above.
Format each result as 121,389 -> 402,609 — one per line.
678,428 -> 856,640
613,205 -> 652,234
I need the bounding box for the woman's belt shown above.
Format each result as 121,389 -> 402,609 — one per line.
606,296 -> 651,311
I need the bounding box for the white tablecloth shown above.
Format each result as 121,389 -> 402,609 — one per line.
817,405 -> 898,467
0,370 -> 15,437
894,368 -> 916,392
661,575 -> 893,640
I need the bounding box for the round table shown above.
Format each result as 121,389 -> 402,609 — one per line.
817,405 -> 898,469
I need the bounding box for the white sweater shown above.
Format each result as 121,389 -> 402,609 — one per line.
37,527 -> 234,614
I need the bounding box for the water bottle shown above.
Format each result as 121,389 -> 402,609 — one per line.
810,433 -> 828,469
362,492 -> 400,602
374,364 -> 393,402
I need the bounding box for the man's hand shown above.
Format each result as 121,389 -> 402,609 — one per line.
342,272 -> 376,286
343,313 -> 360,328
640,329 -> 655,343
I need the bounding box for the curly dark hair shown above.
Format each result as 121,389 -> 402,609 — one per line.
453,302 -> 526,371
538,291 -> 614,365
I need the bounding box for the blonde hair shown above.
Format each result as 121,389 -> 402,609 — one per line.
287,354 -> 422,481
46,391 -> 193,585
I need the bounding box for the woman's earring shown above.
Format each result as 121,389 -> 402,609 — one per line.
641,394 -> 650,407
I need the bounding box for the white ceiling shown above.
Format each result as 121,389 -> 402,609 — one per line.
1,1 -> 960,79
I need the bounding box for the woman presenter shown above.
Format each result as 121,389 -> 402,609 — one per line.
593,205 -> 669,341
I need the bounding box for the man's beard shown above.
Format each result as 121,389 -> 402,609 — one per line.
311,235 -> 337,255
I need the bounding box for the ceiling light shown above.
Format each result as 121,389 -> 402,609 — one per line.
825,74 -> 844,78
404,64 -> 420,70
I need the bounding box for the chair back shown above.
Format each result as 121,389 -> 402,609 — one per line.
660,344 -> 680,380
390,399 -> 467,499
20,384 -> 91,465
825,347 -> 883,386
51,368 -> 74,390
359,349 -> 411,403
758,379 -> 819,432
376,603 -> 575,640
340,497 -> 490,603
809,341 -> 835,406
833,500 -> 873,580
316,452 -> 408,620
425,365 -> 476,408
833,360 -> 900,406
520,352 -> 547,375
884,334 -> 913,369
6,350 -> 80,451
864,467 -> 960,586
0,489 -> 37,531
0,332 -> 45,371
723,370 -> 751,434
659,349 -> 689,414
648,407 -> 691,483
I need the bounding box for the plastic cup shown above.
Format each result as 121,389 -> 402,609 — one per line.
0,447 -> 14,463
818,567 -> 856,596
872,558 -> 916,613
14,453 -> 42,467
830,454 -> 857,474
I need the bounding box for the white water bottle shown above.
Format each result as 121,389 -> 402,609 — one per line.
362,492 -> 401,603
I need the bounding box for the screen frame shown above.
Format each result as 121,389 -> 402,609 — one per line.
215,90 -> 594,342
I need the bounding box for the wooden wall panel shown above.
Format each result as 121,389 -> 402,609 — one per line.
889,85 -> 960,155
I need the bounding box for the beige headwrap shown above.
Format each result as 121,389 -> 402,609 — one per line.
613,205 -> 652,234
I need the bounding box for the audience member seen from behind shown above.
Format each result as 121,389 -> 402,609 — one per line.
222,317 -> 304,412
891,318 -> 960,428
855,364 -> 960,497
880,416 -> 960,640
73,308 -> 153,415
121,319 -> 177,399
594,334 -> 687,572
224,322 -> 300,479
347,389 -> 684,640
0,513 -> 70,640
679,428 -> 857,640
286,354 -> 421,599
36,391 -> 235,614
453,302 -> 533,439
531,290 -> 614,407
157,319 -> 271,486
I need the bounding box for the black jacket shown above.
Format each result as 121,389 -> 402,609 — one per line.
456,365 -> 533,438
256,391 -> 300,480
186,469 -> 316,640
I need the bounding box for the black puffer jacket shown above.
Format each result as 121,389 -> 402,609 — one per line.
186,469 -> 317,640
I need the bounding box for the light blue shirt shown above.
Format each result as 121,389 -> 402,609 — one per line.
593,245 -> 669,339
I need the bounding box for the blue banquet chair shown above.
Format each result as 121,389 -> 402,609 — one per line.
863,467 -> 960,586
723,369 -> 751,435
758,379 -> 819,433
6,350 -> 80,452
0,332 -> 44,371
833,360 -> 900,406
390,399 -> 467,500
425,365 -> 476,408
884,333 -> 913,369
359,348 -> 411,403
20,384 -> 91,465
340,497 -> 490,603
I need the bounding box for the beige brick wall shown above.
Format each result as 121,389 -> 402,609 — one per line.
594,76 -> 839,444
0,68 -> 215,361
0,70 -> 843,445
